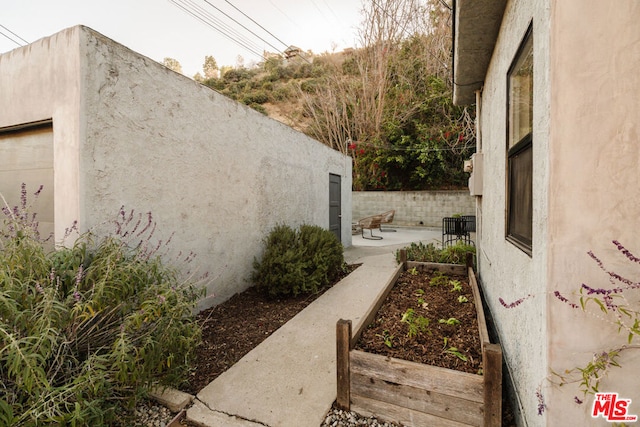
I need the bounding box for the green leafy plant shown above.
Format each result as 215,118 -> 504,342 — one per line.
396,242 -> 475,265
0,185 -> 204,426
408,266 -> 419,275
429,271 -> 449,287
450,280 -> 463,292
442,337 -> 468,361
401,308 -> 430,338
439,317 -> 461,326
376,330 -> 395,348
252,223 -> 344,297
458,295 -> 469,303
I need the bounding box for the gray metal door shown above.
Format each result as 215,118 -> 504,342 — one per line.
329,174 -> 341,241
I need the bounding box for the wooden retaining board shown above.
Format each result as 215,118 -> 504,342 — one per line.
350,350 -> 484,426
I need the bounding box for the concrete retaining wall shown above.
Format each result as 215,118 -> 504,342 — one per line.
352,191 -> 475,227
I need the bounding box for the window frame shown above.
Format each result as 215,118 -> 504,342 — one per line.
506,25 -> 533,256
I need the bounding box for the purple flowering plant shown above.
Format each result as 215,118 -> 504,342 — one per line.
0,184 -> 206,425
500,240 -> 640,412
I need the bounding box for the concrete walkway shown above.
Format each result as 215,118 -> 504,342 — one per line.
186,227 -> 442,427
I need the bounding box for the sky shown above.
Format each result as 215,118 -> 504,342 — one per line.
0,0 -> 364,76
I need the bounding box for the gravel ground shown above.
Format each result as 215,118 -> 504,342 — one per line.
321,406 -> 403,427
132,400 -> 176,427
134,400 -> 402,427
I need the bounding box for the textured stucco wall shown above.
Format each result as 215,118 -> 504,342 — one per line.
478,1 -> 640,425
0,28 -> 83,241
78,28 -> 352,308
475,1 -> 550,425
545,1 -> 640,425
0,26 -> 352,309
352,191 -> 475,227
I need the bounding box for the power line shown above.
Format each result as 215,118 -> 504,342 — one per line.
222,0 -> 290,51
169,0 -> 266,61
0,24 -> 29,47
203,0 -> 283,54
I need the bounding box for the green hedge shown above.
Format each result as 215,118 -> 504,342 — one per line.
252,224 -> 344,297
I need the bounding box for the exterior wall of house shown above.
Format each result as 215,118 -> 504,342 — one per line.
478,1 -> 640,425
0,28 -> 83,242
475,1 -> 550,425
0,26 -> 352,309
352,191 -> 475,227
545,1 -> 640,425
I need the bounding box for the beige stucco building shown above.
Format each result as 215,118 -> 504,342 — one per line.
454,0 -> 640,426
0,26 -> 352,309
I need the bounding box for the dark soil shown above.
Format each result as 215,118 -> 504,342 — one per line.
181,264 -> 360,394
180,262 -> 516,426
355,268 -> 483,374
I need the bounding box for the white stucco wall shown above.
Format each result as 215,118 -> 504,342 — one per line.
478,1 -> 640,426
475,1 -> 550,425
0,26 -> 352,309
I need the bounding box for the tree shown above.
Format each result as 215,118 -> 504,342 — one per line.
301,0 -> 475,190
203,55 -> 218,79
162,57 -> 183,74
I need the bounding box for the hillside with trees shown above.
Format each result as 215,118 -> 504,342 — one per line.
189,0 -> 474,191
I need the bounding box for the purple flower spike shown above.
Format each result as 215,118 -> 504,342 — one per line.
553,291 -> 579,309
536,388 -> 547,415
499,294 -> 532,308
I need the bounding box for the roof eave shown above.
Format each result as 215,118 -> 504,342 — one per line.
452,0 -> 507,106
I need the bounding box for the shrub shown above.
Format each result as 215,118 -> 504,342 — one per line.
397,241 -> 475,265
252,224 -> 344,297
0,187 -> 203,426
242,90 -> 269,105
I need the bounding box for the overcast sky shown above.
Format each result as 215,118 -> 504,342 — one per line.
0,0 -> 363,76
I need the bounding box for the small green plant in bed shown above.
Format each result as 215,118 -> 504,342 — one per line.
396,241 -> 475,265
442,337 -> 468,362
401,308 -> 430,338
252,223 -> 344,297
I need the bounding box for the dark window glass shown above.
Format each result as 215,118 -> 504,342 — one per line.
507,28 -> 533,255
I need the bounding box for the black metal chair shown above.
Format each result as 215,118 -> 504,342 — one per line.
442,216 -> 474,247
462,215 -> 476,233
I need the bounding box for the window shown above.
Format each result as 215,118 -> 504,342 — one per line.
506,27 -> 533,255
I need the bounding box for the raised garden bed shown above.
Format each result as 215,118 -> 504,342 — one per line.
336,251 -> 502,427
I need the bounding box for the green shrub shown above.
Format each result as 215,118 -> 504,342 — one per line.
396,241 -> 475,265
252,224 -> 344,297
0,189 -> 203,426
242,90 -> 269,105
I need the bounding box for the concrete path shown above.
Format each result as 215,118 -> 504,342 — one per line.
186,227 -> 442,427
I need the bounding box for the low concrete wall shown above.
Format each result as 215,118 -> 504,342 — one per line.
353,191 -> 475,227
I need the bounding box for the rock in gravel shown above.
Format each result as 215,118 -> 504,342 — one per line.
321,406 -> 403,427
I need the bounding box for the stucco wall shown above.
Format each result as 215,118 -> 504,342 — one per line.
352,191 -> 475,227
0,29 -> 82,241
546,1 -> 640,425
475,1 -> 550,425
478,1 -> 640,426
0,26 -> 352,309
